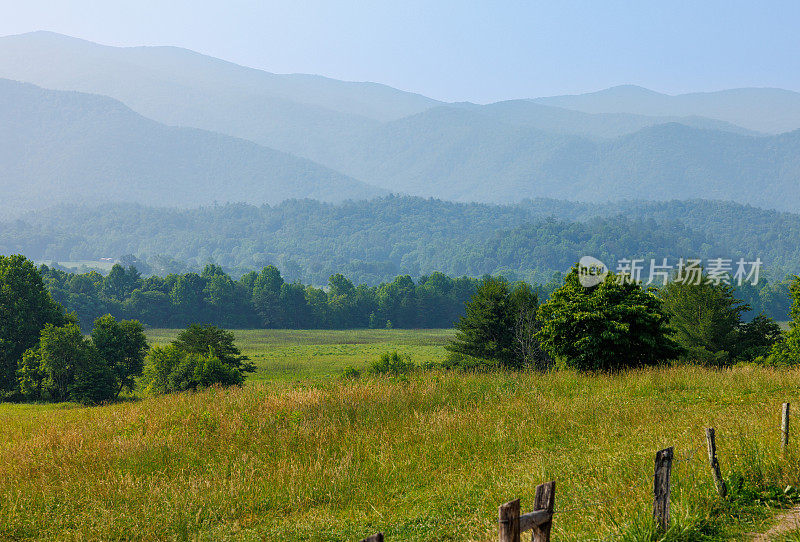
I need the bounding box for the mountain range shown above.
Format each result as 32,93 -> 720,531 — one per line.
2,31 -> 800,214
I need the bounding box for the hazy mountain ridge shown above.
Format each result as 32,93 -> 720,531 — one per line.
3,32 -> 800,211
0,79 -> 384,217
535,84 -> 800,134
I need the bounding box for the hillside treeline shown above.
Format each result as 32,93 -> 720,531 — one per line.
6,197 -> 800,285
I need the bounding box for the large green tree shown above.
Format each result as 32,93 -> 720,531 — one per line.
447,277 -> 543,368
537,267 -> 681,371
0,255 -> 67,395
659,276 -> 778,364
91,314 -> 149,398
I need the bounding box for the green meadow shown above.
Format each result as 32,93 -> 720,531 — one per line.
145,328 -> 455,382
1,329 -> 799,541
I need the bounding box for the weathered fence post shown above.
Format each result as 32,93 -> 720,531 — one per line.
705,428 -> 727,498
359,533 -> 384,542
782,402 -> 791,452
653,447 -> 674,531
499,498 -> 521,542
531,481 -> 555,542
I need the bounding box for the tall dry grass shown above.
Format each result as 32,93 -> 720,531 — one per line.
1,366 -> 799,540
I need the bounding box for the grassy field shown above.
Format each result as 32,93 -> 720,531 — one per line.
145,328 -> 455,382
1,330 -> 800,541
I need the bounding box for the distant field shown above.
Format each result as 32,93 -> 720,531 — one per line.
35,259 -> 117,272
145,328 -> 455,382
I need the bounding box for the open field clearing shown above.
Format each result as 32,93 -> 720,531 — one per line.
145,328 -> 455,382
2,348 -> 800,540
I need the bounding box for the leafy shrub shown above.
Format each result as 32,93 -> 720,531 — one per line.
142,324 -> 249,395
437,352 -> 498,372
368,351 -> 416,375
341,366 -> 361,379
143,346 -> 244,394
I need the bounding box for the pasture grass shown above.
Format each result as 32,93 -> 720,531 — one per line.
145,328 -> 454,382
1,330 -> 799,540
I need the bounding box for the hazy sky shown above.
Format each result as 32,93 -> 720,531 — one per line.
2,0 -> 799,103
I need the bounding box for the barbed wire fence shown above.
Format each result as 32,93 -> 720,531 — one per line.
358,402 -> 795,542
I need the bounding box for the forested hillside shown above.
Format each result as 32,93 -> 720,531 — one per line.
4,197 -> 800,288
0,79 -> 383,217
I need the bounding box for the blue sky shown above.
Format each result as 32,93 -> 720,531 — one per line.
2,0 -> 799,103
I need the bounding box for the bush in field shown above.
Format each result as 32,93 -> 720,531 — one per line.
142,325 -> 249,394
447,277 -> 548,369
439,352 -> 497,372
173,324 -> 254,374
536,266 -> 681,371
368,351 -> 416,375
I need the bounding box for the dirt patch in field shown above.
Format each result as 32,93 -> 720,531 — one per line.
751,506 -> 800,541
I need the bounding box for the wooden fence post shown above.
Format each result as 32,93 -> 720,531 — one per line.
359,534 -> 383,542
705,428 -> 727,498
653,447 -> 673,531
531,481 -> 555,542
499,498 -> 520,542
782,403 -> 791,452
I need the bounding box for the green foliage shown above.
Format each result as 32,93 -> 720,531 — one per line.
6,198 -> 800,304
18,322 -> 116,404
660,275 -> 783,365
173,324 -> 254,373
438,352 -> 498,372
447,277 -> 546,368
660,277 -> 750,364
69,346 -> 116,405
142,325 -> 250,395
91,314 -> 148,397
761,276 -> 800,366
141,344 -> 186,395
536,266 -> 682,371
0,254 -> 67,396
368,351 -> 416,376
736,314 -> 783,361
35,263 -> 483,331
340,366 -> 361,379
166,352 -> 244,392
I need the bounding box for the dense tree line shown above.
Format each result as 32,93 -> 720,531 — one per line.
37,259 -> 792,330
4,197 -> 800,288
39,263 -> 487,330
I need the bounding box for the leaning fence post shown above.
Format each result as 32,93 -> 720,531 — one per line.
782,403 -> 791,452
359,533 -> 384,542
531,481 -> 555,542
705,428 -> 727,498
499,498 -> 520,542
653,447 -> 674,531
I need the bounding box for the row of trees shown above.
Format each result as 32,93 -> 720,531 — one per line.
40,263 -> 489,330
449,266 -> 789,371
39,261 -> 790,333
